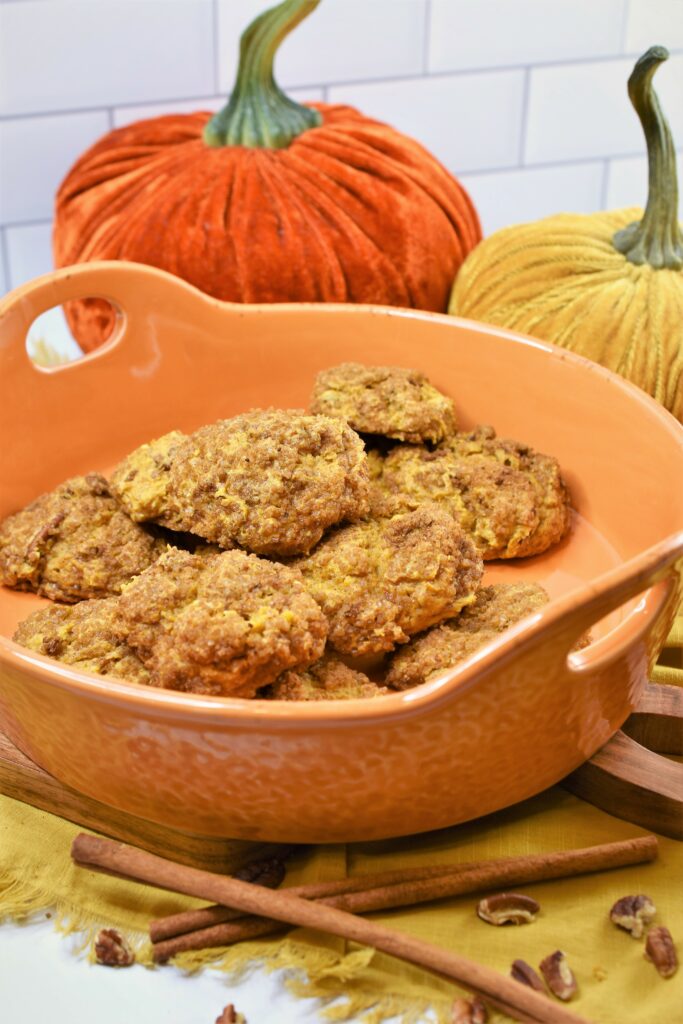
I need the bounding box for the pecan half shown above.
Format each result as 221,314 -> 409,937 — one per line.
94,928 -> 135,967
234,855 -> 287,889
477,892 -> 540,926
511,959 -> 546,992
450,995 -> 488,1023
609,894 -> 656,938
539,950 -> 578,1001
645,926 -> 678,978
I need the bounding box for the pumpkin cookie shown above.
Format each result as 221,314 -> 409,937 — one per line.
264,653 -> 388,701
13,597 -> 150,685
110,430 -> 188,522
116,548 -> 328,696
114,411 -> 370,557
294,504 -> 483,657
370,427 -> 571,559
386,582 -> 548,690
310,363 -> 456,444
0,474 -> 165,603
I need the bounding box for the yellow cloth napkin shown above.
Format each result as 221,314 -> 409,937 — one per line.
1,787 -> 681,1024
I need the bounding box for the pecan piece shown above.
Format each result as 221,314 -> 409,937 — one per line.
539,950 -> 578,1001
477,892 -> 539,926
511,959 -> 546,992
215,1006 -> 246,1024
450,995 -> 488,1023
609,894 -> 656,938
645,926 -> 678,978
234,854 -> 287,889
94,928 -> 135,967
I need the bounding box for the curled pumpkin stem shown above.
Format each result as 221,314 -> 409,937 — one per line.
613,45 -> 683,270
204,0 -> 323,150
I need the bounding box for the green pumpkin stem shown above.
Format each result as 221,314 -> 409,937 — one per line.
203,0 -> 322,149
613,46 -> 683,270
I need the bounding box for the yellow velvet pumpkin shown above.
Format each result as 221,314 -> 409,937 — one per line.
449,47 -> 683,422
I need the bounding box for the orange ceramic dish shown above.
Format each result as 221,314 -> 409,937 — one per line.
1,262 -> 682,843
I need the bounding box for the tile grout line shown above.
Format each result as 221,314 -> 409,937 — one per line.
3,46 -> 683,124
322,46 -> 683,94
422,0 -> 432,76
212,0 -> 221,97
457,148 -> 673,179
375,45 -> 683,84
0,96 -> 219,124
0,227 -> 10,294
517,66 -> 531,168
600,158 -> 611,209
619,0 -> 631,53
3,216 -> 54,232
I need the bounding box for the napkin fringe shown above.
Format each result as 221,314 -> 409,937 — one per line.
0,864 -> 149,959
0,867 -> 451,1023
172,939 -> 452,1023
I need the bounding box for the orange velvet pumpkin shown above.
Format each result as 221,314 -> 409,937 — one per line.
54,0 -> 481,352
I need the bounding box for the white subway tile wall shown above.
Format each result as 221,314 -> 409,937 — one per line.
1,0 -> 682,296
329,70 -> 526,173
626,0 -> 683,50
217,0 -> 429,91
525,54 -> 683,163
428,0 -> 626,72
0,110 -> 110,223
4,222 -> 53,288
607,151 -> 683,209
0,0 -> 216,115
460,162 -> 605,236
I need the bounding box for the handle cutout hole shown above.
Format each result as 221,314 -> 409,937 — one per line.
567,582 -> 672,675
657,645 -> 683,671
26,297 -> 119,369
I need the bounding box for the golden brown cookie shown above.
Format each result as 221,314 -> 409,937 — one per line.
386,582 -> 548,690
294,504 -> 483,656
117,547 -> 328,696
110,430 -> 188,522
264,653 -> 388,701
13,597 -> 150,685
0,474 -> 165,603
115,411 -> 370,557
370,427 -> 571,559
310,362 -> 456,443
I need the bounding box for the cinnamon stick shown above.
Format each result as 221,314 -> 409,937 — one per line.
151,863 -> 483,942
72,833 -> 589,1024
151,835 -> 658,959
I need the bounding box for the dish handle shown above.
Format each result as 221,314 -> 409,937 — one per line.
548,530 -> 683,676
0,260 -> 205,372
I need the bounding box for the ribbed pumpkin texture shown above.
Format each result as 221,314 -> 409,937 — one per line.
54,0 -> 480,352
449,47 -> 683,423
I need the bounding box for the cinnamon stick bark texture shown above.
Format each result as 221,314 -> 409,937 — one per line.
150,862 -> 485,942
150,835 -> 658,955
72,833 -> 619,1024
